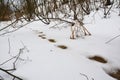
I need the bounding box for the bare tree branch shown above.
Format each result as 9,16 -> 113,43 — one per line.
0,68 -> 22,80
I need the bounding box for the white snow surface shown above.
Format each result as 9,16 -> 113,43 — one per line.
0,10 -> 120,80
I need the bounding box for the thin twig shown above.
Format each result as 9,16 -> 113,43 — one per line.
20,40 -> 29,53
0,19 -> 40,36
0,56 -> 17,66
0,20 -> 18,32
104,3 -> 114,18
105,34 -> 120,44
13,48 -> 24,70
0,47 -> 25,80
6,47 -> 25,71
0,68 -> 22,80
8,38 -> 11,54
80,73 -> 89,80
0,47 -> 25,67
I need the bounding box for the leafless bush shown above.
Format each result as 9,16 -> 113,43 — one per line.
0,0 -> 119,38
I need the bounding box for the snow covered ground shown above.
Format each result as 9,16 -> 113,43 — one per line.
0,10 -> 120,80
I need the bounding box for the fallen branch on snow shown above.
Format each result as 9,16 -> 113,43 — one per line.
0,47 -> 25,80
105,34 -> 120,44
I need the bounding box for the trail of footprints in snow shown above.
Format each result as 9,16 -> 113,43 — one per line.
33,30 -> 68,49
32,29 -> 120,80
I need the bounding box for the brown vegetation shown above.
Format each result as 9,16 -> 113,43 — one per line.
107,69 -> 120,80
88,55 -> 107,63
48,39 -> 56,43
0,3 -> 12,21
57,45 -> 67,49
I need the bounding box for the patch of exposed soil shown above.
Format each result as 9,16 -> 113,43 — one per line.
48,39 -> 56,43
88,56 -> 107,63
38,34 -> 46,37
107,69 -> 120,80
38,34 -> 46,39
41,37 -> 46,39
57,45 -> 68,49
